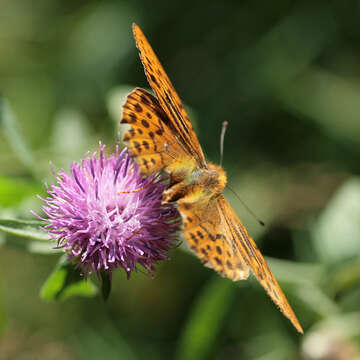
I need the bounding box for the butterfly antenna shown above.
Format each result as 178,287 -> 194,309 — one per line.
220,121 -> 228,167
227,185 -> 265,226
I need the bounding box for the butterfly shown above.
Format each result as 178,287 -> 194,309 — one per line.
121,23 -> 303,333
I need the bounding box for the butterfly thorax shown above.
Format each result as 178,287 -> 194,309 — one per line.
163,161 -> 227,204
193,163 -> 227,195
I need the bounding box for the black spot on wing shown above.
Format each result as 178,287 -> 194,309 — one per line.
141,119 -> 150,128
140,94 -> 151,105
134,103 -> 143,113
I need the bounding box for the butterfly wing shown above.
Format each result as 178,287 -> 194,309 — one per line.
215,195 -> 303,333
132,23 -> 206,168
178,197 -> 250,281
179,193 -> 302,333
121,88 -> 192,174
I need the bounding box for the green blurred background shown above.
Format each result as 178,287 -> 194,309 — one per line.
1,0 -> 360,359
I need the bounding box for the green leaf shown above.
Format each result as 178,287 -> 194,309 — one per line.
0,218 -> 49,241
176,276 -> 236,360
295,284 -> 339,317
267,258 -> 338,318
326,258 -> 360,297
0,218 -> 59,254
312,177 -> 360,264
40,256 -> 98,301
266,257 -> 325,286
0,98 -> 37,179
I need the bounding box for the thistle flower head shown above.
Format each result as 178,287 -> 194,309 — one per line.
35,143 -> 180,278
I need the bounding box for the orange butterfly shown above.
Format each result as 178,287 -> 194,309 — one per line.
121,23 -> 303,333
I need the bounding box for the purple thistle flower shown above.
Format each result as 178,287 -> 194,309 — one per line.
34,143 -> 181,278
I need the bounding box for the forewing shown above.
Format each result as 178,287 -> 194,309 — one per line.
121,88 -> 190,175
132,23 -> 206,168
216,195 -> 303,333
178,198 -> 250,282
